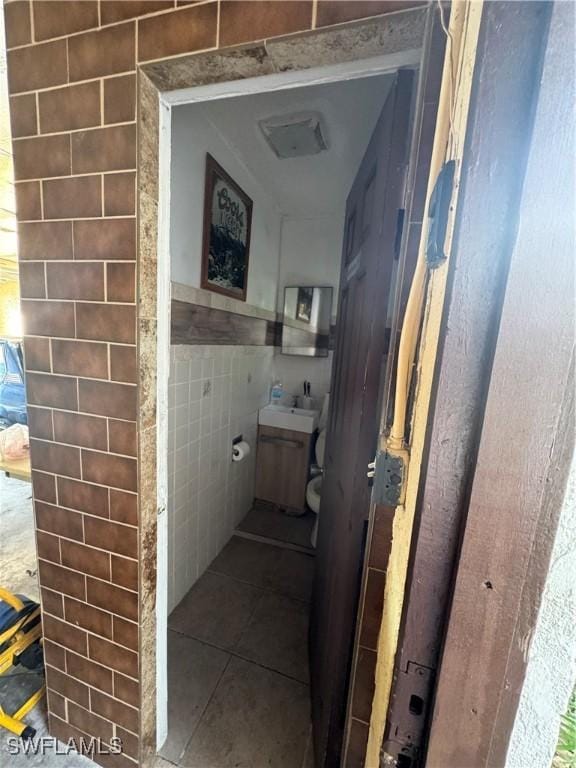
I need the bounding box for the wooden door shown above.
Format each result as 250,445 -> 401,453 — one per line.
310,70 -> 414,767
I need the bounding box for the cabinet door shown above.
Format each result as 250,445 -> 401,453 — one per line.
255,425 -> 311,512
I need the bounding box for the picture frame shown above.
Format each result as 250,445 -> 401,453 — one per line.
201,153 -> 253,302
296,286 -> 314,323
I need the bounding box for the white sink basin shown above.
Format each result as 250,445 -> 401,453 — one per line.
259,404 -> 319,434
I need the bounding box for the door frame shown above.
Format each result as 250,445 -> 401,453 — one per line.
139,12 -> 428,758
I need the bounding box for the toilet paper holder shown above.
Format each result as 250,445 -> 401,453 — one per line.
232,435 -> 250,462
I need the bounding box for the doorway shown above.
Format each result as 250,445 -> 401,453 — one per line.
153,53 -> 418,767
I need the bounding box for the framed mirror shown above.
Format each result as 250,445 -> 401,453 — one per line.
281,286 -> 333,357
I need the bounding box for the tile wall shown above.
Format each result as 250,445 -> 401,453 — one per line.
4,0 -> 425,763
167,345 -> 273,611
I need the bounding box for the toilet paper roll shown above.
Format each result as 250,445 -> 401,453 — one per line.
232,441 -> 250,462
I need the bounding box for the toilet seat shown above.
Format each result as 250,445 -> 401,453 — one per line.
306,474 -> 322,514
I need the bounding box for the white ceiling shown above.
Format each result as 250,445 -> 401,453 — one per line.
178,73 -> 393,218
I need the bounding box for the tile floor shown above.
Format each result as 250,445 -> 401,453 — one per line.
236,506 -> 315,551
160,534 -> 316,768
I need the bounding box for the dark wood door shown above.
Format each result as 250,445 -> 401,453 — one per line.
310,70 -> 414,767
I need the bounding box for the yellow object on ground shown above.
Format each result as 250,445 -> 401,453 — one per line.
0,454 -> 31,482
0,586 -> 45,739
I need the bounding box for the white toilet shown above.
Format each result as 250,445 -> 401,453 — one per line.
306,394 -> 329,548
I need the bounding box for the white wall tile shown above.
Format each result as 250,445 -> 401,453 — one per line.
167,344 -> 274,612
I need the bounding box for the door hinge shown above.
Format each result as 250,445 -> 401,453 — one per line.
368,449 -> 407,506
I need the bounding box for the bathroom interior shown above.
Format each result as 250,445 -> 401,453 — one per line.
160,72 -> 395,767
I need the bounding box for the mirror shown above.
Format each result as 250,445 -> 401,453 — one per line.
281,286 -> 333,357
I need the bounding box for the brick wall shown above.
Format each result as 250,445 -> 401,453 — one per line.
5,1 -> 423,765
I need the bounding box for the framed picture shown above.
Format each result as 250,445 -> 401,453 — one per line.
296,286 -> 314,323
201,154 -> 253,301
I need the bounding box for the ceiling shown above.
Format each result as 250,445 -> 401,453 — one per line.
181,73 -> 394,219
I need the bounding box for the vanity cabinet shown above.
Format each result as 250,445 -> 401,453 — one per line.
255,424 -> 313,514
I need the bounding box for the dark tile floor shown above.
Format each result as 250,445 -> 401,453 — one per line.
160,535 -> 316,767
237,506 -> 315,550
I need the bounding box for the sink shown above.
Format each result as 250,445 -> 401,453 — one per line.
258,404 -> 319,434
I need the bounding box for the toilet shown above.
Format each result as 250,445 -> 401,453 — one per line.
306,394 -> 329,548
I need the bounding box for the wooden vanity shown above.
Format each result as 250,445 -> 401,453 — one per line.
255,424 -> 313,515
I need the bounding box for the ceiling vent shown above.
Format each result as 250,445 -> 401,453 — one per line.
258,111 -> 329,159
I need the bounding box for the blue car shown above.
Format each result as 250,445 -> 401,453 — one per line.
0,340 -> 27,427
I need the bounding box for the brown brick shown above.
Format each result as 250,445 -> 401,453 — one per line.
111,555 -> 138,591
359,568 -> 386,651
110,345 -> 137,383
114,672 -> 138,707
18,221 -> 73,261
109,490 -> 137,526
369,505 -> 394,571
36,530 -> 60,563
44,639 -> 66,670
21,299 -> 75,338
49,713 -> 99,757
107,262 -> 135,303
27,406 -> 53,440
73,219 -> 135,261
23,336 -> 51,372
68,702 -> 113,744
219,0 -> 312,47
91,689 -> 138,733
46,689 -> 66,720
69,23 -> 135,82
43,176 -> 102,220
61,539 -> 111,581
33,1 -> 98,42
51,339 -> 109,380
113,616 -> 138,650
115,727 -> 138,760
103,74 -> 136,126
19,261 -> 45,298
7,39 -> 67,94
138,2 -> 216,61
46,664 -> 90,708
87,578 -> 138,623
64,596 -> 113,639
84,516 -> 137,559
53,410 -> 108,451
316,0 -> 423,27
66,649 -> 113,694
38,559 -> 86,600
13,134 -> 70,180
89,634 -> 138,676
347,719 -> 369,768
36,500 -> 84,541
43,615 -> 87,656
72,124 -> 136,174
26,372 -> 77,410
78,379 -> 137,420
38,80 -> 101,134
108,419 -> 136,457
82,450 -> 137,493
15,180 -> 41,220
32,470 -> 57,503
5,1 -> 32,48
351,647 -> 377,723
41,587 -> 64,618
30,439 -> 81,479
58,477 -> 109,518
101,0 -> 173,24
76,303 -> 135,345
104,172 -> 135,216
46,261 -> 104,301
9,94 -> 37,138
